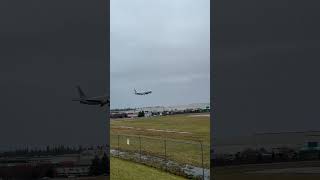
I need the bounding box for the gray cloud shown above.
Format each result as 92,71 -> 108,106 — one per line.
0,0 -> 107,147
214,0 -> 320,138
110,0 -> 210,108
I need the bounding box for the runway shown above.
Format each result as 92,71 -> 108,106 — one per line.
113,126 -> 193,134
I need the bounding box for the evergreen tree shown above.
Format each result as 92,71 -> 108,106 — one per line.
138,111 -> 145,117
89,155 -> 102,175
101,153 -> 109,174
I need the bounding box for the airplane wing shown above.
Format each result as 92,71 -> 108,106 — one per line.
88,95 -> 108,100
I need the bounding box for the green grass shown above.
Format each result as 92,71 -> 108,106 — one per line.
111,157 -> 186,180
110,113 -> 210,167
111,113 -> 210,144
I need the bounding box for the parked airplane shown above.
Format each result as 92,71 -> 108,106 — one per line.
134,88 -> 152,95
72,86 -> 109,107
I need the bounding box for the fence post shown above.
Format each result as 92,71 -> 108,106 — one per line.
164,139 -> 167,171
200,141 -> 205,180
139,136 -> 142,162
117,135 -> 120,158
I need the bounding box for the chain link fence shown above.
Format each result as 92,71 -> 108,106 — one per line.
110,134 -> 210,179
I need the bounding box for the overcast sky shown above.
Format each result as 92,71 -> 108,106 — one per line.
0,0 -> 107,149
110,0 -> 210,109
214,0 -> 320,138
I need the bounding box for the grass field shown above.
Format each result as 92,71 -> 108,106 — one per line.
111,113 -> 210,144
110,113 -> 210,167
214,161 -> 320,180
111,157 -> 186,180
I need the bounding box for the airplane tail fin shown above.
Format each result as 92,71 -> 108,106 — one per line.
77,86 -> 87,99
134,88 -> 137,94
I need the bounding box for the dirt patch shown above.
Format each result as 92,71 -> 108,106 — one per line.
188,114 -> 210,117
113,126 -> 192,134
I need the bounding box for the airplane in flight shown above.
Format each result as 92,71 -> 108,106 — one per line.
134,88 -> 152,95
72,86 -> 109,107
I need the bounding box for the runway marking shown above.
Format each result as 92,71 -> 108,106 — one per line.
188,114 -> 210,117
113,126 -> 192,134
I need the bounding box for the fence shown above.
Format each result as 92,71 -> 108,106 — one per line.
110,134 -> 210,179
